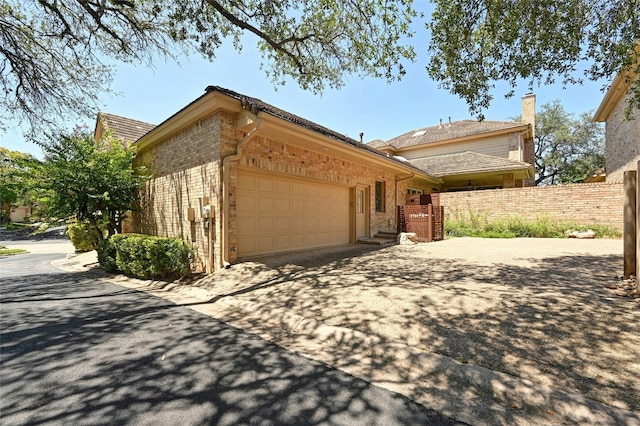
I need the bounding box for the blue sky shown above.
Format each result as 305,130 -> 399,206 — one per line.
1,4 -> 609,159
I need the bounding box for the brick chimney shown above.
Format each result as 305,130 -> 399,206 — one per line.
521,93 -> 536,140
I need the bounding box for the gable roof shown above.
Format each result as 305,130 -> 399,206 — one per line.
205,86 -> 413,166
371,120 -> 529,150
96,112 -> 156,143
408,151 -> 533,178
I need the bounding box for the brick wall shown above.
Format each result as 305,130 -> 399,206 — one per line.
605,92 -> 640,182
134,112 -> 226,272
440,182 -> 624,231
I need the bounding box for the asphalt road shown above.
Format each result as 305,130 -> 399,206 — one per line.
0,253 -> 462,425
0,238 -> 75,278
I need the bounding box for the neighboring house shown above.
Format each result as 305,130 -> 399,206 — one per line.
94,112 -> 156,144
107,86 -> 441,272
593,72 -> 640,183
369,95 -> 536,191
9,205 -> 31,222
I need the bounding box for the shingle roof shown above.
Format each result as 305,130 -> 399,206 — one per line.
205,86 -> 439,180
98,112 -> 156,143
372,120 -> 529,150
408,151 -> 533,177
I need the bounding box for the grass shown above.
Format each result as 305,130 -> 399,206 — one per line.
0,245 -> 28,256
445,216 -> 621,239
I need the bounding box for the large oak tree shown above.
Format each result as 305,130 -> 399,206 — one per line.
1,0 -> 638,138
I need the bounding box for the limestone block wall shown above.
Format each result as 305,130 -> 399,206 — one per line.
440,182 -> 624,231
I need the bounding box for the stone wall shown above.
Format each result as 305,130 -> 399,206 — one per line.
440,182 -> 625,231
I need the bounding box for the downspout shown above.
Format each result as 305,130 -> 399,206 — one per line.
220,116 -> 263,269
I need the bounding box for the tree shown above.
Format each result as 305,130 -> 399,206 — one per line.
2,1 -> 638,137
39,130 -> 148,247
0,147 -> 43,224
427,0 -> 640,119
530,101 -> 605,186
1,0 -> 417,138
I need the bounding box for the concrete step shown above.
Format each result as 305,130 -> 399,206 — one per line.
357,237 -> 397,246
373,231 -> 398,240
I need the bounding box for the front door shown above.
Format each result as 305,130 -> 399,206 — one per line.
355,185 -> 369,239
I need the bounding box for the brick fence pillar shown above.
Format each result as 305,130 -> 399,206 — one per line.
623,170 -> 637,279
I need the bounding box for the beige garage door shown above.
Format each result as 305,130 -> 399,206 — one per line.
237,170 -> 350,257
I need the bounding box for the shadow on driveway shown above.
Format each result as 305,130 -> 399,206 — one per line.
0,272 -> 460,425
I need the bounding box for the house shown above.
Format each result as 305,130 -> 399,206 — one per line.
593,71 -> 640,183
94,112 -> 156,144
117,86 -> 441,272
369,95 -> 536,191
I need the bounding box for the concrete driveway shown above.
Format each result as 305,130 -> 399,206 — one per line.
118,238 -> 639,425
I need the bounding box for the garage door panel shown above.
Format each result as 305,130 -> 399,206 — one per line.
237,170 -> 349,257
238,194 -> 255,212
275,179 -> 290,193
257,176 -> 274,192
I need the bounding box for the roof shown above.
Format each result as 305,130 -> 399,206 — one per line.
203,86 -> 439,180
408,151 -> 533,177
371,120 -> 529,150
97,112 -> 156,143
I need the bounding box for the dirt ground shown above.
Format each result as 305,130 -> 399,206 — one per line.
158,237 -> 639,423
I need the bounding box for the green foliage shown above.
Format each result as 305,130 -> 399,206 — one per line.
0,147 -> 45,224
99,234 -> 194,279
524,101 -> 606,185
2,0 -> 417,137
446,216 -> 621,239
427,1 -> 639,119
97,238 -> 118,273
39,130 -> 148,241
0,247 -> 28,256
66,219 -> 103,252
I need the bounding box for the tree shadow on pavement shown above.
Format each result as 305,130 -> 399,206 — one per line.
0,272 -> 460,425
193,244 -> 640,425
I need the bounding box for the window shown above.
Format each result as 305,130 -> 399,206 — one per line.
407,188 -> 423,195
356,189 -> 364,214
375,181 -> 385,212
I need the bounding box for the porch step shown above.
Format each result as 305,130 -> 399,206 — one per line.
357,231 -> 398,246
356,237 -> 397,246
373,231 -> 398,240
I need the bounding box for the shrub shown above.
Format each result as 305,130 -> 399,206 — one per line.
445,215 -> 621,239
99,234 -> 194,279
97,238 -> 118,273
66,219 -> 102,251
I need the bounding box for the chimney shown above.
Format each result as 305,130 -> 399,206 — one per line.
521,93 -> 536,140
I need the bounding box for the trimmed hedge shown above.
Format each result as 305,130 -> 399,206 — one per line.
66,220 -> 102,252
98,234 -> 194,279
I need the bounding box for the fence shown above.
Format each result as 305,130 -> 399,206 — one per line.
397,205 -> 445,242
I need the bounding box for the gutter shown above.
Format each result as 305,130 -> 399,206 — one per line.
220,116 -> 264,269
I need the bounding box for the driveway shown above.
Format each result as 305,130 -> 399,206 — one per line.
0,269 -> 460,425
125,238 -> 639,425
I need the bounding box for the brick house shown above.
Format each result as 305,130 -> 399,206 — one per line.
94,112 -> 156,144
369,94 -> 536,191
593,72 -> 640,183
110,86 -> 441,272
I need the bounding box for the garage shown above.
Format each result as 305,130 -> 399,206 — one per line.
237,169 -> 350,257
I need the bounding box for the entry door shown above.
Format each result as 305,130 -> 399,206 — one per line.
355,185 -> 369,239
